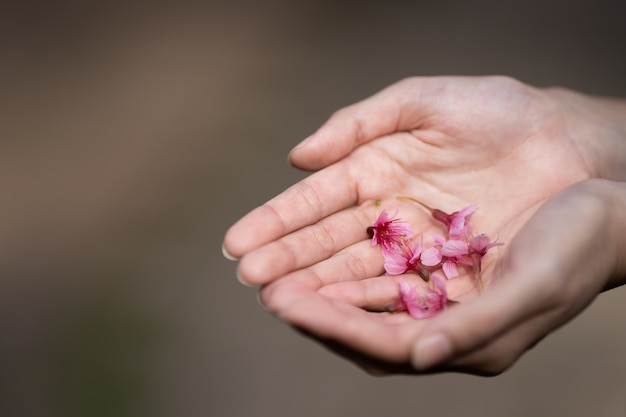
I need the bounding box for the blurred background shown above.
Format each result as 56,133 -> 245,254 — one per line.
1,0 -> 625,416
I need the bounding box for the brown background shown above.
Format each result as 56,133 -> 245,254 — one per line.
1,1 -> 625,416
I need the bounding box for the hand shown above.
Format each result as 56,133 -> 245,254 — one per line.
263,179 -> 626,375
223,76 -> 626,375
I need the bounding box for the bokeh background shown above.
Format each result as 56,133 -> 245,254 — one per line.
1,1 -> 625,416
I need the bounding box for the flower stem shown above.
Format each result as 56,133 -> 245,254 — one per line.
472,257 -> 484,293
396,196 -> 435,212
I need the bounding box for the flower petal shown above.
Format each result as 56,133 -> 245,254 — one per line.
431,233 -> 447,246
431,273 -> 447,295
398,278 -> 417,304
384,255 -> 408,275
421,247 -> 442,266
442,260 -> 459,279
441,240 -> 469,257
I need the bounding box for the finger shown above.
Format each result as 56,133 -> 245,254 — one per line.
266,280 -> 423,362
237,207 -> 372,285
317,276 -> 403,311
223,162 -> 359,259
289,77 -> 432,171
259,240 -> 385,307
318,270 -> 480,312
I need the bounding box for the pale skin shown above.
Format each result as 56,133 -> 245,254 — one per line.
223,76 -> 626,376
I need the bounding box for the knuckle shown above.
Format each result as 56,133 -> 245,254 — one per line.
310,221 -> 337,259
291,181 -> 324,220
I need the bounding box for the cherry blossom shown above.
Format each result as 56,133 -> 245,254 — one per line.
421,237 -> 473,279
383,240 -> 422,276
420,234 -> 446,267
398,275 -> 448,319
468,234 -> 504,272
367,209 -> 413,251
432,204 -> 478,240
440,239 -> 471,279
369,199 -> 505,319
382,237 -> 430,281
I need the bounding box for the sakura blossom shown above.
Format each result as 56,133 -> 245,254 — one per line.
382,237 -> 430,281
383,240 -> 422,276
420,234 -> 446,267
469,234 -> 504,256
368,198 -> 504,319
420,235 -> 473,279
432,204 -> 478,240
367,209 -> 413,251
468,234 -> 504,272
439,239 -> 471,279
398,275 -> 448,319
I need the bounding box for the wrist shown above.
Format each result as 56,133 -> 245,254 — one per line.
605,180 -> 626,289
544,87 -> 626,181
573,179 -> 626,290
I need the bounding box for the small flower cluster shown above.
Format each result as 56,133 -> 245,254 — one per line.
368,199 -> 503,319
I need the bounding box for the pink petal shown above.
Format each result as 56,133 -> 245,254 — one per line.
413,237 -> 423,258
432,233 -> 447,246
469,234 -> 491,252
442,259 -> 459,279
421,247 -> 442,266
457,204 -> 478,218
408,250 -> 421,266
384,255 -> 408,275
399,277 -> 447,319
441,240 -> 469,257
382,246 -> 405,275
398,278 -> 417,303
374,209 -> 393,226
431,273 -> 447,295
448,204 -> 477,239
371,208 -> 414,249
470,234 -> 504,255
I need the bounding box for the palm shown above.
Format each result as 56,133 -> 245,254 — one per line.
308,79 -> 590,303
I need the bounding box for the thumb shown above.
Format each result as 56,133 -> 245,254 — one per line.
410,181 -> 613,371
289,77 -> 433,171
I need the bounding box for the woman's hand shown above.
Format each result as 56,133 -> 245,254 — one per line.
260,179 -> 626,375
223,76 -> 626,374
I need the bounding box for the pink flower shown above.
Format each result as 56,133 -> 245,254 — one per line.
420,235 -> 472,279
398,274 -> 448,319
440,239 -> 471,279
420,234 -> 446,267
468,234 -> 504,272
382,238 -> 430,282
383,240 -> 422,276
469,234 -> 503,256
367,209 -> 413,251
432,204 -> 477,240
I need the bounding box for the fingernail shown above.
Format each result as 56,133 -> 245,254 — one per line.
236,268 -> 254,287
412,334 -> 452,371
256,292 -> 269,311
222,243 -> 238,261
290,134 -> 315,157
295,134 -> 314,149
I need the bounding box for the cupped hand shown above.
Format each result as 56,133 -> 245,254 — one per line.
223,76 -> 624,374
262,179 -> 626,375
